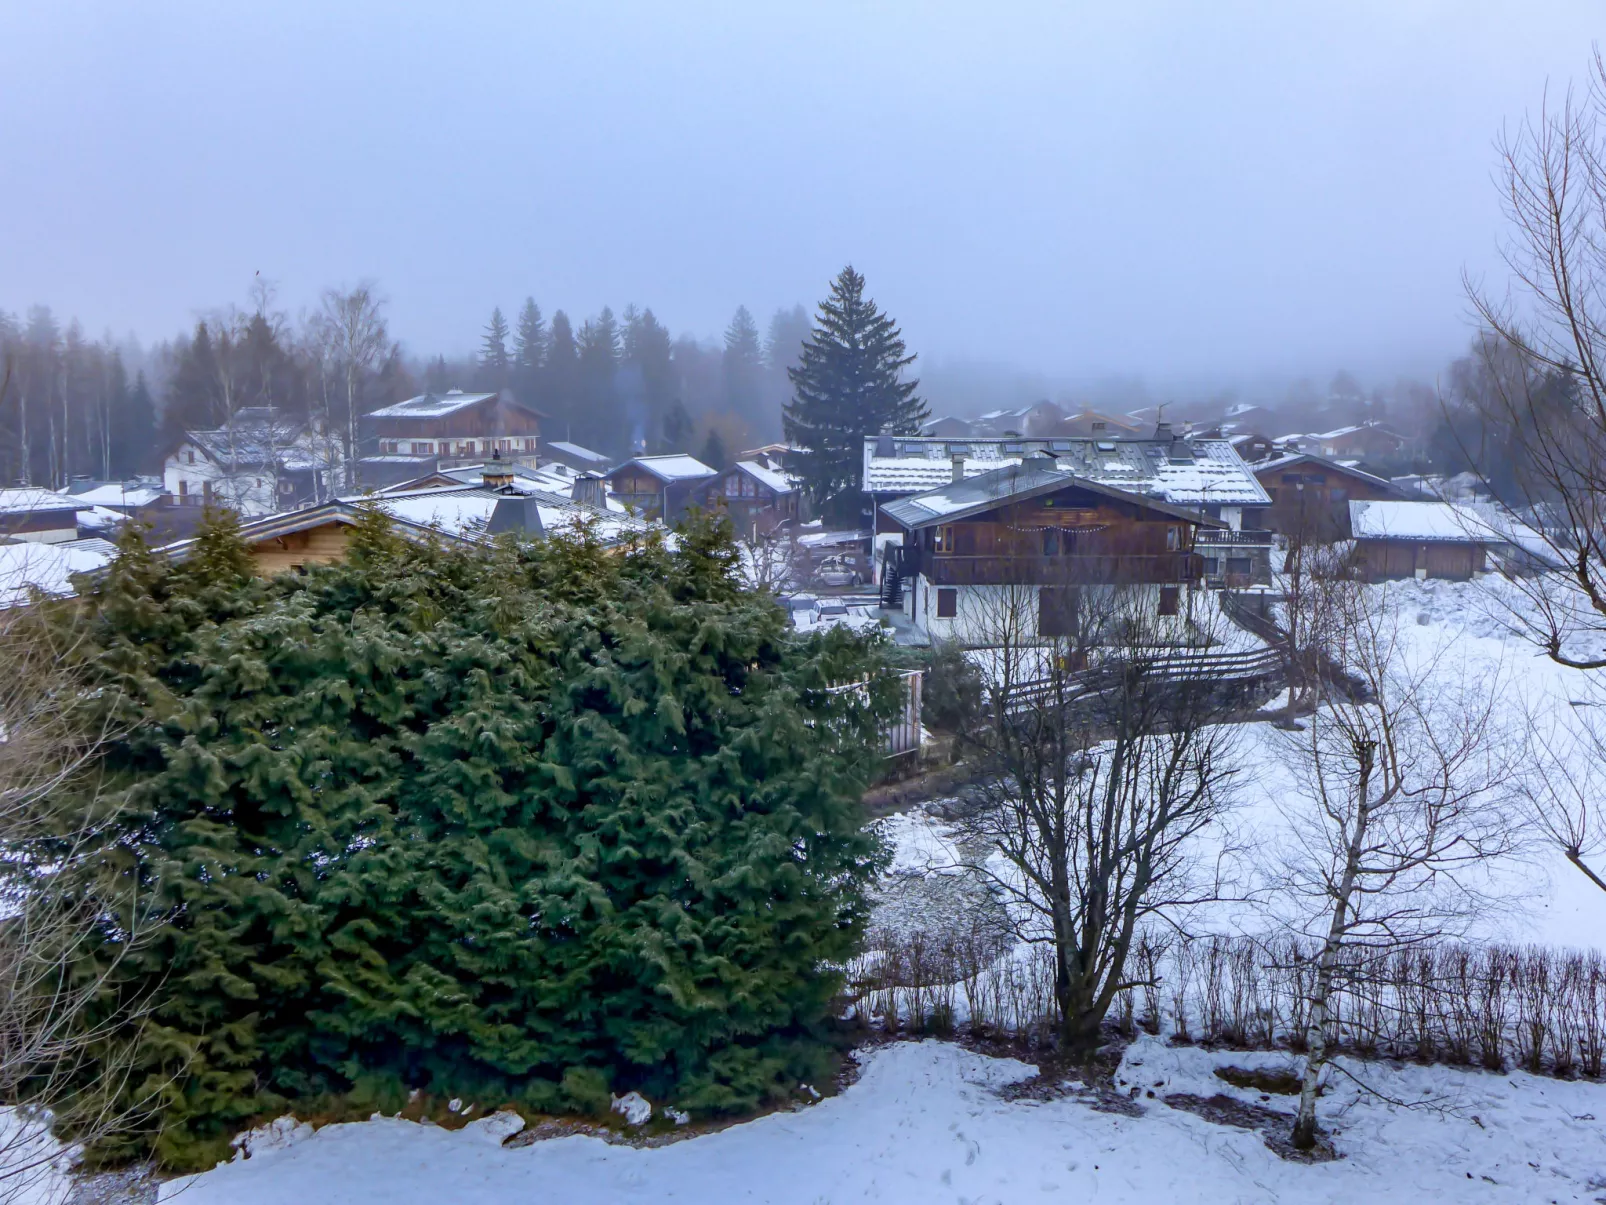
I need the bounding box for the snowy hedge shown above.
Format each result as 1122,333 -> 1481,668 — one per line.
44,509 -> 898,1170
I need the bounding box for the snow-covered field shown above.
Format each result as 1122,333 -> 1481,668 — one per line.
149,1036 -> 1606,1204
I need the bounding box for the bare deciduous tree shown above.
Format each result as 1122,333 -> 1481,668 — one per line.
1464,52 -> 1606,666
951,583 -> 1243,1056
0,599 -> 152,1205
1273,576 -> 1515,1150
319,282 -> 389,490
1516,691 -> 1606,896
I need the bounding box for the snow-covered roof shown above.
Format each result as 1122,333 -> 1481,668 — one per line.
733,460 -> 797,494
1349,500 -> 1506,543
70,483 -> 165,508
545,440 -> 611,465
368,483 -> 650,544
862,436 -> 1269,507
180,415 -> 337,473
613,454 -> 716,483
0,538 -> 115,608
366,390 -> 499,419
0,489 -> 92,517
880,460 -> 1229,530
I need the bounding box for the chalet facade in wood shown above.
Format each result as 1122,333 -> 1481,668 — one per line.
702,459 -> 801,533
1251,453 -> 1405,543
877,458 -> 1221,645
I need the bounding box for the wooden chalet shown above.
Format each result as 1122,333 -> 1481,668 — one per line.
702,459 -> 801,533
878,457 -> 1221,644
605,454 -> 717,521
364,389 -> 546,462
1251,453 -> 1405,542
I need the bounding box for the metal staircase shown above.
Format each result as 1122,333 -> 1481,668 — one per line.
879,544 -> 906,609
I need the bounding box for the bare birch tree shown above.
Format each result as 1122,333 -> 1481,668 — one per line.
1274,577 -> 1515,1150
951,583 -> 1244,1056
318,282 -> 388,490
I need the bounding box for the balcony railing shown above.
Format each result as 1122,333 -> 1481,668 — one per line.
1196,528 -> 1276,547
914,551 -> 1203,586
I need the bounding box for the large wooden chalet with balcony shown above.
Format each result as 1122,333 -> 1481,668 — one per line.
360,389 -> 547,486
866,429 -> 1274,618
878,455 -> 1225,644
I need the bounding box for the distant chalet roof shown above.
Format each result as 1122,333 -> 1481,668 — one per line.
613,454 -> 717,483
862,436 -> 1269,507
0,488 -> 94,516
367,389 -> 500,419
880,460 -> 1229,531
181,413 -> 334,472
732,460 -> 798,495
545,440 -> 611,466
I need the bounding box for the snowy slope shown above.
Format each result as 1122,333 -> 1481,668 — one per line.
156,1037 -> 1606,1204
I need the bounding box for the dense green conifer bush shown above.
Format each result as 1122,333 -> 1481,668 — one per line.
47,508 -> 895,1169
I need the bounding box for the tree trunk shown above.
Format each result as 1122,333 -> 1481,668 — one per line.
1293,744 -> 1372,1150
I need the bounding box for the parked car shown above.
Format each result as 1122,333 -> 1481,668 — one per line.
811,555 -> 862,587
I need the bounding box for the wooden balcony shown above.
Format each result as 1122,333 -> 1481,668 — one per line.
912,551 -> 1203,586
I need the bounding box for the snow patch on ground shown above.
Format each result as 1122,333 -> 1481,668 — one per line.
154,1037 -> 1606,1204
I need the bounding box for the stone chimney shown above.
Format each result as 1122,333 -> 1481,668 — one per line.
482,449 -> 514,491
570,472 -> 609,510
950,454 -> 965,484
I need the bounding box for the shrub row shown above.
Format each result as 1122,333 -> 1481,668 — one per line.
850,928 -> 1606,1078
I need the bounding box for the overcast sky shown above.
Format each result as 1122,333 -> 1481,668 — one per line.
2,1 -> 1600,391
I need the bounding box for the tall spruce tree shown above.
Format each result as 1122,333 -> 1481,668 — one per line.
513,298 -> 546,407
544,310 -> 580,441
783,267 -> 926,517
480,306 -> 511,389
722,306 -> 764,431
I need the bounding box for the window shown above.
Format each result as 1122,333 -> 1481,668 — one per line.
1158,586 -> 1180,616
932,525 -> 955,553
725,475 -> 742,497
1038,587 -> 1079,637
524,438 -> 537,450
177,480 -> 188,498
411,441 -> 434,455
1202,557 -> 1220,577
1226,557 -> 1252,578
1165,526 -> 1180,551
936,587 -> 957,618
1042,528 -> 1059,556
1280,473 -> 1301,485
186,450 -> 195,465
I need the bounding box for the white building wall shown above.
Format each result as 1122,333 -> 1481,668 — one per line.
911,576 -> 1203,647
163,444 -> 279,516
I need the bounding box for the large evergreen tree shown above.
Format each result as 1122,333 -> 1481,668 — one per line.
479,306 -> 511,389
576,307 -> 622,454
722,306 -> 764,432
543,310 -> 580,441
783,267 -> 926,517
48,511 -> 897,1170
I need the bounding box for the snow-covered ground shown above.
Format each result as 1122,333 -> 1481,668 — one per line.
151,1036 -> 1606,1204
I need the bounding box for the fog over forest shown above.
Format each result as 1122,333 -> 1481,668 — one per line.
3,0 -> 1603,424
